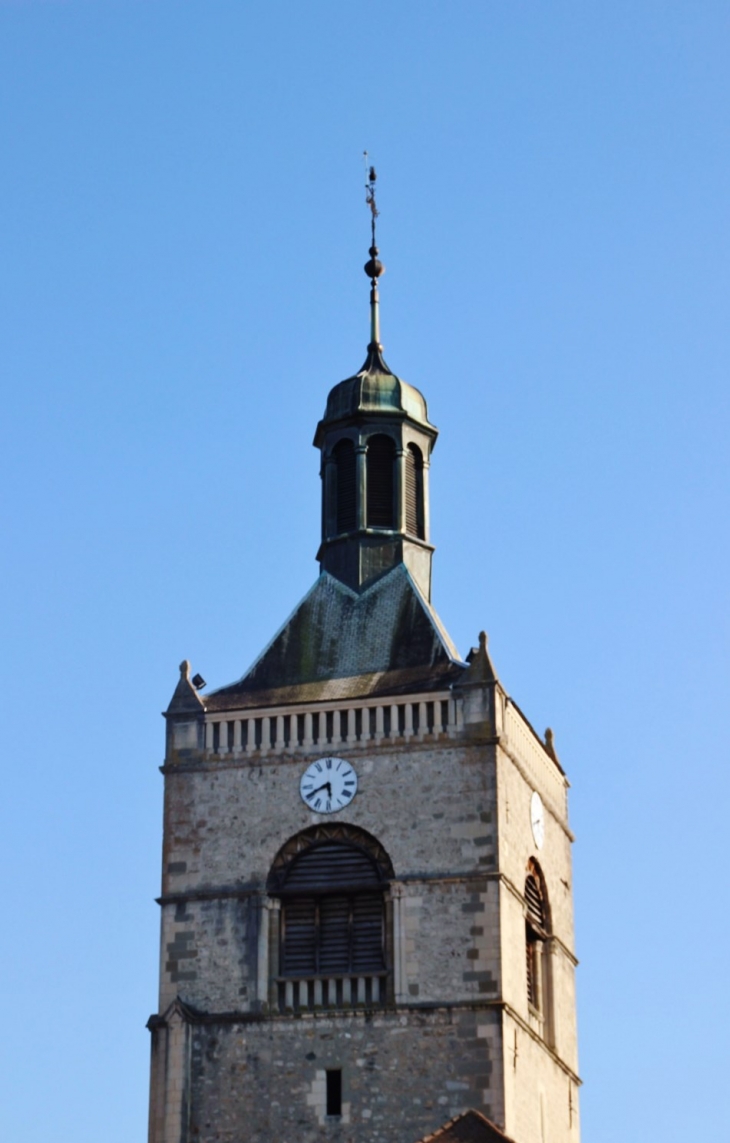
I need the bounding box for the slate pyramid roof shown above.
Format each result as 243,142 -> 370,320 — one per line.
204,564 -> 466,712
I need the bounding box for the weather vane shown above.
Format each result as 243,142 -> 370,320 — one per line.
363,151 -> 384,288
364,152 -> 379,248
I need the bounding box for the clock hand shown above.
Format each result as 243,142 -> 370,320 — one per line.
309,782 -> 332,797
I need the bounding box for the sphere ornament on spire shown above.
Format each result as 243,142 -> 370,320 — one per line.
364,245 -> 384,281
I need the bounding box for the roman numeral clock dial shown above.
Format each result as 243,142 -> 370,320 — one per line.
299,757 -> 358,814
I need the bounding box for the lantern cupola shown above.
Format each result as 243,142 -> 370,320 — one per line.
314,168 -> 438,600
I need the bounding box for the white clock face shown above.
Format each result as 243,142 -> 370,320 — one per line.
300,757 -> 358,814
530,791 -> 545,849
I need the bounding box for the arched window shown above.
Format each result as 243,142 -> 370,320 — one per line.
268,826 -> 394,1010
405,443 -> 425,539
525,861 -> 549,1015
366,434 -> 395,528
333,439 -> 356,534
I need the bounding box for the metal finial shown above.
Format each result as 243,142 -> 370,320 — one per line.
363,153 -> 384,347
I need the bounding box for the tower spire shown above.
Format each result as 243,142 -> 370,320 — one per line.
363,158 -> 384,348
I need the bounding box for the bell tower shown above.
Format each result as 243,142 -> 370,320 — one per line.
147,173 -> 581,1143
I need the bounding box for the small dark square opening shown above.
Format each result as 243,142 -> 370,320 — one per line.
326,1069 -> 342,1117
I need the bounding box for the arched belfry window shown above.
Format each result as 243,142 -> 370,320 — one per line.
333,439 -> 356,534
366,434 -> 395,528
525,860 -> 550,1019
405,443 -> 425,539
268,826 -> 393,986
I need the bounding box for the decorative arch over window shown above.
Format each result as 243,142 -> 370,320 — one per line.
268,824 -> 394,891
333,439 -> 356,534
525,859 -> 551,1019
405,443 -> 425,539
268,825 -> 394,980
366,434 -> 395,528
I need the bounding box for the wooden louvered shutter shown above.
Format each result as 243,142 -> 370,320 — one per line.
334,440 -> 356,533
405,444 -> 424,539
279,842 -> 385,977
525,871 -> 546,1010
351,893 -> 385,972
526,924 -> 538,1007
319,897 -> 351,974
283,898 -> 317,975
525,875 -> 545,930
366,435 -> 395,527
283,842 -> 381,893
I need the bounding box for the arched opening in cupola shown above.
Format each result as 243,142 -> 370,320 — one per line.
405,443 -> 425,539
366,434 -> 395,528
333,439 -> 356,534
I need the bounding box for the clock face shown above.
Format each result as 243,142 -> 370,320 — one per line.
300,757 -> 358,814
530,791 -> 545,849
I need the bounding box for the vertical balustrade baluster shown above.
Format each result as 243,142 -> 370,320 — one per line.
233,719 -> 242,754
314,979 -> 323,1007
404,704 -> 414,739
261,717 -> 270,755
419,701 -> 428,739
205,721 -> 214,752
357,977 -> 366,1004
448,697 -> 458,734
304,712 -> 314,748
390,705 -> 399,739
275,715 -> 285,750
245,719 -> 255,754
217,721 -> 228,755
347,708 -> 357,744
343,977 -> 352,1006
375,705 -> 384,743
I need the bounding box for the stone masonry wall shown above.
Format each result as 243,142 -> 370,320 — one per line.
158,738 -> 501,1016
188,1007 -> 504,1143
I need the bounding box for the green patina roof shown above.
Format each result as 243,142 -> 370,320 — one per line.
320,343 -> 435,432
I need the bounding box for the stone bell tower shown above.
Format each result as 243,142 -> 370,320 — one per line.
147,173 -> 581,1143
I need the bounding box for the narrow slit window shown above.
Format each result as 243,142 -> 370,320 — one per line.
326,1069 -> 342,1117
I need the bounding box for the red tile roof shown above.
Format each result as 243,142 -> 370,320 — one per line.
413,1109 -> 516,1143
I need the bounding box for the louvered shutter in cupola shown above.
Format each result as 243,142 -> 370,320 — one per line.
334,440 -> 356,533
405,444 -> 424,539
366,435 -> 395,528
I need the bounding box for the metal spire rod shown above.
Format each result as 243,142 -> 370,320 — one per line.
363,155 -> 384,348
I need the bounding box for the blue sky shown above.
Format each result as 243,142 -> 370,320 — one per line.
1,3 -> 728,1140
